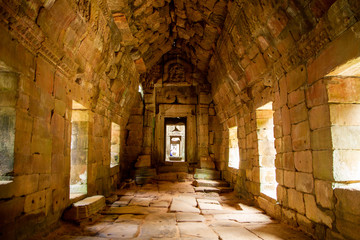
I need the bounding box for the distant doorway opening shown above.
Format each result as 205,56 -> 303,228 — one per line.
165,118 -> 186,162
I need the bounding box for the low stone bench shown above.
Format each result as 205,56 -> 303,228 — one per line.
63,195 -> 106,221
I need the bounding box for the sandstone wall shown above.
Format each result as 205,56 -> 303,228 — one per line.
0,0 -> 140,239
209,0 -> 360,239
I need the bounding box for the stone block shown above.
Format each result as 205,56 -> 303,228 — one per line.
36,57 -> 54,94
288,89 -> 305,108
282,152 -> 294,170
296,213 -> 315,236
289,102 -> 308,124
24,190 -> 46,213
283,135 -> 292,153
306,80 -> 328,108
296,172 -> 314,193
284,170 -> 295,188
258,196 -> 281,219
304,194 -> 333,228
54,99 -> 66,117
0,197 -> 24,224
135,155 -> 151,168
309,104 -> 330,130
327,77 -> 360,103
281,106 -> 291,136
286,65 -> 307,93
315,180 -> 333,209
330,103 -> 360,126
291,121 -> 310,151
199,156 -> 215,169
282,208 -> 297,226
14,174 -> 39,197
277,185 -> 287,206
333,149 -> 360,181
311,127 -> 332,150
267,9 -> 288,37
279,76 -> 288,107
334,186 -> 360,239
288,189 -> 305,214
332,126 -> 360,150
294,151 -> 312,173
194,168 -> 220,180
245,54 -> 267,85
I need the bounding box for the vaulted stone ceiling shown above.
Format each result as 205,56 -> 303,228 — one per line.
107,0 -> 228,74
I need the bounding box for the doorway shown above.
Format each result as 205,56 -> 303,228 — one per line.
165,118 -> 186,162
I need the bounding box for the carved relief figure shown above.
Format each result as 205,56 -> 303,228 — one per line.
168,63 -> 185,82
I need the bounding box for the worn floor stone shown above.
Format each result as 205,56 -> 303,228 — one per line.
212,226 -> 262,240
115,195 -> 133,206
129,197 -> 153,207
98,222 -> 140,238
178,222 -> 219,239
138,213 -> 177,239
43,181 -> 313,240
214,213 -> 274,223
197,198 -> 223,210
170,198 -> 200,213
150,200 -> 170,208
176,212 -> 205,222
170,196 -> 200,213
245,223 -> 313,240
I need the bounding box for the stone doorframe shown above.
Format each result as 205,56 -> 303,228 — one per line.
154,104 -> 196,166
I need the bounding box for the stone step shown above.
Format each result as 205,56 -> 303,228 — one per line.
158,163 -> 189,173
194,168 -> 220,180
155,172 -> 193,181
194,186 -> 220,193
218,187 -> 234,193
193,179 -> 229,187
135,167 -> 157,185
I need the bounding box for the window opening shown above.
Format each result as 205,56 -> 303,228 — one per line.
70,101 -> 89,197
0,71 -> 18,184
110,122 -> 120,167
256,102 -> 277,199
228,126 -> 240,169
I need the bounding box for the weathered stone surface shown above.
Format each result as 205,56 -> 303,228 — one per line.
178,222 -> 218,239
98,222 -> 139,238
212,226 -> 262,240
193,179 -> 229,187
135,155 -> 151,168
138,213 -> 177,239
197,198 -> 223,210
214,213 -> 273,223
194,168 -> 220,180
304,194 -> 333,228
288,189 -> 305,214
245,223 -> 313,240
129,197 -> 153,207
170,196 -> 200,213
176,212 -> 205,222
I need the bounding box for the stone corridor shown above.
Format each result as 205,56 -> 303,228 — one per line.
36,180 -> 312,240
2,0 -> 360,239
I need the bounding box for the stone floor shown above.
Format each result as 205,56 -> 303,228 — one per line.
36,180 -> 313,240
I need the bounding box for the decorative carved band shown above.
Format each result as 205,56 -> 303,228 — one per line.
0,1 -> 77,78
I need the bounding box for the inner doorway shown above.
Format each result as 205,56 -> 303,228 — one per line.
165,118 -> 186,162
